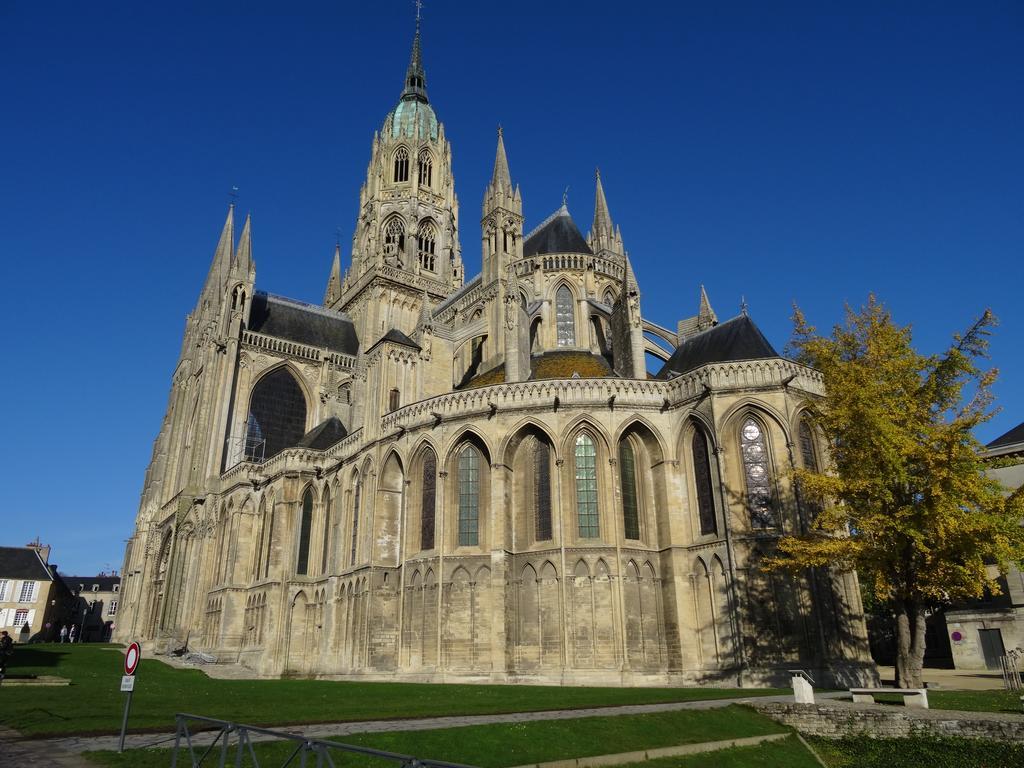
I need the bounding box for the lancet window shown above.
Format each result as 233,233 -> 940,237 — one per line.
420,450 -> 437,550
417,222 -> 437,272
296,488 -> 313,575
350,478 -> 362,566
740,417 -> 774,528
619,440 -> 640,540
556,285 -> 576,346
417,150 -> 432,187
692,428 -> 717,535
533,438 -> 552,541
457,444 -> 480,546
383,218 -> 406,262
321,487 -> 332,574
393,146 -> 409,182
575,433 -> 599,538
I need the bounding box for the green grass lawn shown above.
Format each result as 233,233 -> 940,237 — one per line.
812,735 -> 1024,767
85,705 -> 788,768
869,689 -> 1023,714
1,644 -> 785,737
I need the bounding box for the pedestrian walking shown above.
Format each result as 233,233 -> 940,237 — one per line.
59,624 -> 68,643
69,625 -> 77,643
0,630 -> 13,681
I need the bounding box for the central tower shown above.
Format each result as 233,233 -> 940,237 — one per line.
327,17 -> 462,346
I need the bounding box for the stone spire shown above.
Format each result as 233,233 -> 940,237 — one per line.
491,126 -> 511,191
324,243 -> 342,306
400,16 -> 428,103
232,213 -> 253,276
697,284 -> 718,331
200,204 -> 235,307
592,168 -> 612,236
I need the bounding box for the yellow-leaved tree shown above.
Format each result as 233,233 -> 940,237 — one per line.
768,296 -> 1024,688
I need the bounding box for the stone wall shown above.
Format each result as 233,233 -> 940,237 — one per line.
753,701 -> 1024,743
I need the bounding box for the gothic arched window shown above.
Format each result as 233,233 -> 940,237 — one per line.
575,433 -> 599,538
417,150 -> 432,187
740,417 -> 775,529
457,444 -> 480,546
420,450 -> 437,550
383,217 -> 405,261
245,368 -> 306,461
533,438 -> 552,541
556,285 -> 576,347
350,477 -> 362,566
619,439 -> 640,540
321,487 -> 332,574
417,221 -> 437,272
798,418 -> 819,472
393,146 -> 409,182
692,428 -> 717,535
296,488 -> 313,575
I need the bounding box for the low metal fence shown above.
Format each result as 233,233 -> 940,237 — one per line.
171,713 -> 481,768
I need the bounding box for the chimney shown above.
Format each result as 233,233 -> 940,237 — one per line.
26,537 -> 51,563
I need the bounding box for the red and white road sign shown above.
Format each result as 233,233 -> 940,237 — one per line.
124,642 -> 141,676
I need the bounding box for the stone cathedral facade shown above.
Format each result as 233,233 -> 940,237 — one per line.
115,22 -> 874,686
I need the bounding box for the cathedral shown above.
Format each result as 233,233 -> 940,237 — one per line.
115,20 -> 875,687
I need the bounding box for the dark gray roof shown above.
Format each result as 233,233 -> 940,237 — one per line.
656,314 -> 779,378
988,421 -> 1024,450
297,417 -> 348,450
0,547 -> 54,581
248,292 -> 358,355
63,575 -> 120,593
368,328 -> 421,352
523,206 -> 593,257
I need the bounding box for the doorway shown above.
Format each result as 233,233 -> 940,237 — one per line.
978,628 -> 1006,670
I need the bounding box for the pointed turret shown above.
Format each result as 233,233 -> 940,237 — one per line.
400,17 -> 428,103
697,284 -> 718,331
491,126 -> 512,191
324,243 -> 342,306
587,169 -> 624,257
610,254 -> 646,378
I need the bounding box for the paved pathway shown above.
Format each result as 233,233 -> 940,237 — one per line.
7,692 -> 840,759
875,665 -> 1007,691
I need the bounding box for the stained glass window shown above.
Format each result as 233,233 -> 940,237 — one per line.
556,285 -> 575,347
575,434 -> 599,538
692,429 -> 717,535
533,438 -> 552,541
740,418 -> 774,528
619,440 -> 640,540
421,451 -> 437,550
350,479 -> 362,566
458,445 -> 480,546
393,146 -> 409,182
245,369 -> 306,461
296,489 -> 313,575
799,420 -> 819,471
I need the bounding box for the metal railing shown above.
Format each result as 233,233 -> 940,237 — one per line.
171,713 -> 481,768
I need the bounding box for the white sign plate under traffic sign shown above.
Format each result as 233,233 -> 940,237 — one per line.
120,675 -> 135,692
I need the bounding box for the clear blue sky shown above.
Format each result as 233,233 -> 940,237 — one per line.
2,2 -> 1021,575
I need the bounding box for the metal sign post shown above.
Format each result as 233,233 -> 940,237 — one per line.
118,641 -> 141,753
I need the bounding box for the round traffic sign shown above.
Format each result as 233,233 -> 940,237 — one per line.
125,642 -> 141,676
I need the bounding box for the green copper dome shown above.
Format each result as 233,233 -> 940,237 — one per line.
387,99 -> 438,141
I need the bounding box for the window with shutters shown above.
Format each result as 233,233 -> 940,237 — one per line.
575,433 -> 600,538
0,580 -> 7,601
13,609 -> 28,626
18,581 -> 36,603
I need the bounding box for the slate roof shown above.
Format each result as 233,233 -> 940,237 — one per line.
367,328 -> 421,353
64,575 -> 120,593
656,314 -> 779,379
297,417 -> 349,451
0,547 -> 54,581
523,205 -> 593,257
248,292 -> 359,355
987,421 -> 1024,450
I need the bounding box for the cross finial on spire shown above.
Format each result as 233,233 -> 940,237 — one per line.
740,296 -> 749,316
562,186 -> 569,208
228,185 -> 239,207
415,0 -> 423,21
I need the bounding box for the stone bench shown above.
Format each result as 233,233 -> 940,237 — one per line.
850,687 -> 929,708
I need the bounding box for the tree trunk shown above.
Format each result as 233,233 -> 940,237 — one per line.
894,600 -> 927,688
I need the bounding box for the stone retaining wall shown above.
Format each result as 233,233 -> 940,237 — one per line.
753,701 -> 1024,743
